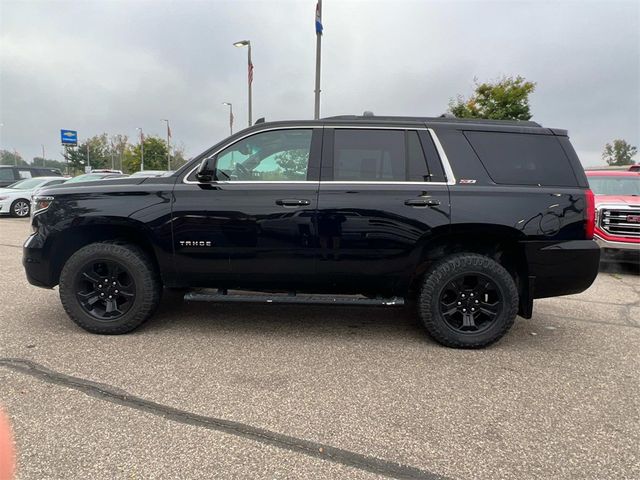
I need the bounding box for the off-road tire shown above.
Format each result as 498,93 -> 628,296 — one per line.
418,253 -> 518,349
59,242 -> 162,334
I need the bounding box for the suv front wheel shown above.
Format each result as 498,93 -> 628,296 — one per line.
59,242 -> 162,334
418,253 -> 518,348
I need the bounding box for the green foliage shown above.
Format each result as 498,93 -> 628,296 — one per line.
449,75 -> 536,121
602,139 -> 638,166
275,149 -> 308,180
0,150 -> 28,166
123,136 -> 170,173
65,134 -> 112,172
33,157 -> 68,172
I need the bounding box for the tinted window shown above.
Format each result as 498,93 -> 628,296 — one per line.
0,168 -> 14,181
215,129 -> 312,181
464,131 -> 578,186
407,131 -> 431,182
333,130 -> 405,181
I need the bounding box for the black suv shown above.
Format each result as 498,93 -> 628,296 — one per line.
0,166 -> 63,188
23,116 -> 600,348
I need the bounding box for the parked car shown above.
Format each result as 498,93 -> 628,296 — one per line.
0,166 -> 62,188
64,173 -> 128,183
0,177 -> 67,217
586,170 -> 640,263
129,170 -> 172,178
24,115 -> 600,348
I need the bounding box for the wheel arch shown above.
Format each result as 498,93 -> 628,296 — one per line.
47,217 -> 164,286
409,224 -> 531,317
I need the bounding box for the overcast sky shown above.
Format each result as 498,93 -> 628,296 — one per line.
1,0 -> 638,166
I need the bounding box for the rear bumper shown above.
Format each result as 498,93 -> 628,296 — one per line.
522,240 -> 600,299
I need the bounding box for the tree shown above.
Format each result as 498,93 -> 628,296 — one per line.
33,157 -> 68,172
275,149 -> 308,180
602,139 -> 637,166
449,75 -> 536,121
66,134 -> 111,172
0,150 -> 28,166
122,136 -> 169,173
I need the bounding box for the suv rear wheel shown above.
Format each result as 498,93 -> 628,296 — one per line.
418,253 -> 518,348
59,242 -> 162,334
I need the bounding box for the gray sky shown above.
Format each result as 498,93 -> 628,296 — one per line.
1,0 -> 638,166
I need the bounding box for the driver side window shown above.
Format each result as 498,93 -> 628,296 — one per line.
215,129 -> 312,181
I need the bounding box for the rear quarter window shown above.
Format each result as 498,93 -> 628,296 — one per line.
464,131 -> 579,187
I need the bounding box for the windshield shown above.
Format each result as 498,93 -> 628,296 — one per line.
5,178 -> 48,190
588,176 -> 640,196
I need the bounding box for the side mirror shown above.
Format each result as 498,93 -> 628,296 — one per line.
196,157 -> 216,183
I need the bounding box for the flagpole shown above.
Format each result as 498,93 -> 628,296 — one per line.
248,43 -> 253,127
162,119 -> 171,170
314,0 -> 322,120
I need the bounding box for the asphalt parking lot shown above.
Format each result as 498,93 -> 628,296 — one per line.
0,217 -> 638,480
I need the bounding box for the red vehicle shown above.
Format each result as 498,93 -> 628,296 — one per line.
586,170 -> 640,263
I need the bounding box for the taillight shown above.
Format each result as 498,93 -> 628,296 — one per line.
585,189 -> 595,240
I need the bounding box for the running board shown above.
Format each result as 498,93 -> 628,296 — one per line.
184,290 -> 405,306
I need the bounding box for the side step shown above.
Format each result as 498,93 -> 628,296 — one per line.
184,290 -> 405,307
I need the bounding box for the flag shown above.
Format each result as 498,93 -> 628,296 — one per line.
315,1 -> 323,35
248,59 -> 254,84
167,123 -> 172,139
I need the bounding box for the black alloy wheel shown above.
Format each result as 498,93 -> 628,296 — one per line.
75,260 -> 136,321
418,253 -> 519,348
59,242 -> 161,334
438,273 -> 502,334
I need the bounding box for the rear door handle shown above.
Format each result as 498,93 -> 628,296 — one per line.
276,199 -> 310,207
404,199 -> 440,207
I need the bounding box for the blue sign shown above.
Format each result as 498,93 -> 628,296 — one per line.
61,129 -> 78,146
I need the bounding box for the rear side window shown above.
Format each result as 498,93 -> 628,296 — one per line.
464,131 -> 578,186
334,130 -> 405,181
0,169 -> 15,182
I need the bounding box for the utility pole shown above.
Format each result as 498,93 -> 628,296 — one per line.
161,119 -> 171,170
136,127 -> 144,171
314,0 -> 323,120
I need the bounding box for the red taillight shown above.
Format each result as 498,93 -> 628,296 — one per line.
585,189 -> 595,240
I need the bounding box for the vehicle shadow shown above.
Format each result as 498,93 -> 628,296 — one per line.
598,260 -> 639,276
143,290 -> 429,343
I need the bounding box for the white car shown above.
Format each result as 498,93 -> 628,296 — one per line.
0,177 -> 68,217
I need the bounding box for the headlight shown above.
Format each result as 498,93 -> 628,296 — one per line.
31,195 -> 54,216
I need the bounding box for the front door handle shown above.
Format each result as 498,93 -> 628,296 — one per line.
276,199 -> 310,207
404,199 -> 440,207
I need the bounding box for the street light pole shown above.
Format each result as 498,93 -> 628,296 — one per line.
161,119 -> 171,170
233,40 -> 253,127
41,145 -> 45,166
87,144 -> 90,170
223,102 -> 234,135
136,127 -> 144,171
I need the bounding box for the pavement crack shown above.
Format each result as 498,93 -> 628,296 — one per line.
0,358 -> 447,480
0,243 -> 22,250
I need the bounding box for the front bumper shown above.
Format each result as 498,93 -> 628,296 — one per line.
23,232 -> 55,288
594,234 -> 640,251
0,198 -> 12,215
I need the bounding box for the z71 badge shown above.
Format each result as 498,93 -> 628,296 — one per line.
179,240 -> 212,247
459,179 -> 477,184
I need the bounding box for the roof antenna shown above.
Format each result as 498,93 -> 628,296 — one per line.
362,111 -> 375,117
439,112 -> 455,118
254,117 -> 265,125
